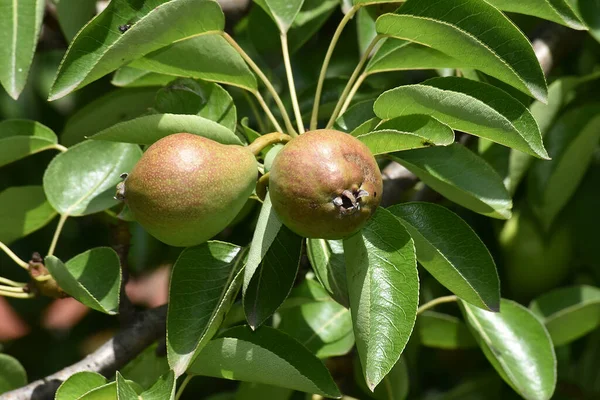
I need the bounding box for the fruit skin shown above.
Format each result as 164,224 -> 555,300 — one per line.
269,129 -> 383,239
121,133 -> 257,247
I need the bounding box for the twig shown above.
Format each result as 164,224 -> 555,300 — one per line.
417,295 -> 458,315
111,220 -> 136,326
1,305 -> 167,400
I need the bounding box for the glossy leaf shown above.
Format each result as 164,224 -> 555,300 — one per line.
278,280 -> 354,358
45,247 -> 122,314
155,79 -> 237,133
389,202 -> 500,311
43,140 -> 142,216
0,0 -> 44,99
244,225 -> 302,329
61,87 -> 158,146
116,372 -> 139,400
189,326 -> 341,398
54,371 -> 107,400
0,186 -> 57,245
167,241 -> 244,377
111,67 -> 175,88
375,77 -> 548,159
0,354 -> 27,395
462,299 -> 556,400
530,285 -> 600,346
366,39 -> 465,74
376,0 -> 547,101
0,119 -> 59,167
91,113 -> 242,146
485,0 -> 586,30
255,0 -> 305,33
344,207 -> 419,390
307,239 -> 349,308
388,144 -> 513,219
528,103 -> 600,230
139,370 -> 176,400
356,115 -> 454,154
49,0 -> 224,100
129,34 -> 258,92
418,311 -> 477,349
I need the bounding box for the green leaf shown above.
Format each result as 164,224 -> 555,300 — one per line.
529,285 -> 600,346
155,79 -> 237,133
0,186 -> 57,245
374,77 -> 548,159
189,326 -> 341,398
307,239 -> 349,308
388,144 -> 513,219
45,247 -> 122,314
334,99 -> 377,134
354,355 -> 410,400
344,207 -> 419,390
0,354 -> 27,395
528,103 -> 600,230
111,66 -> 175,88
120,343 -> 169,390
167,241 -> 244,377
129,34 -> 258,92
255,0 -> 306,33
0,0 -> 44,99
278,280 -> 354,358
572,0 -> 600,43
0,119 -> 59,167
43,140 -> 142,216
61,87 -> 158,146
49,0 -> 224,100
139,370 -> 176,400
116,372 -> 139,400
235,382 -> 293,400
462,299 -> 556,400
91,114 -> 242,146
55,0 -> 97,42
77,380 -> 142,400
366,38 -> 466,75
55,371 -> 107,400
376,0 -> 547,101
418,311 -> 477,349
244,224 -> 303,329
388,202 -> 500,311
356,115 -> 454,154
485,0 -> 586,30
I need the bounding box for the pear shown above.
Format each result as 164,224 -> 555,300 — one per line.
269,129 -> 382,239
118,133 -> 257,247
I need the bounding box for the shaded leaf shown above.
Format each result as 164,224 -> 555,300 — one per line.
0,354 -> 27,395
374,77 -> 548,159
189,326 -> 341,398
91,113 -> 242,145
255,0 -> 306,33
0,119 -> 59,167
376,0 -> 547,101
120,343 -> 169,390
389,202 -> 500,310
344,207 -> 419,390
530,285 -> 600,346
61,87 -> 158,146
462,299 -> 556,400
167,241 -> 244,377
418,311 -> 477,349
55,0 -> 97,42
334,99 -> 377,134
0,186 -> 57,245
129,34 -> 258,92
485,0 -> 586,30
307,239 -> 349,308
49,0 -> 224,100
388,144 -> 513,219
140,370 -> 176,400
0,0 -> 45,99
43,140 -> 142,216
111,66 -> 175,88
116,372 -> 139,400
46,247 -> 122,314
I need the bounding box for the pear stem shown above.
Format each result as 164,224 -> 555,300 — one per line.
47,214 -> 68,257
253,91 -> 284,133
0,276 -> 27,287
247,132 -> 292,156
339,72 -> 368,116
417,295 -> 458,315
0,241 -> 29,270
281,33 -> 305,134
310,5 -> 361,130
256,172 -> 270,201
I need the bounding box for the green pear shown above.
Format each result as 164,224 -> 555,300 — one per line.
118,133 -> 257,247
269,129 -> 383,239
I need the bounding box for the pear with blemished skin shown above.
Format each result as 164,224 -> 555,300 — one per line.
118,133 -> 257,247
269,129 -> 383,239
